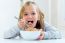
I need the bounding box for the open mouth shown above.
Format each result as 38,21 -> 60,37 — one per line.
28,21 -> 33,23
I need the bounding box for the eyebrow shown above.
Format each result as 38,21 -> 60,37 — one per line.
24,11 -> 35,13
24,11 -> 28,13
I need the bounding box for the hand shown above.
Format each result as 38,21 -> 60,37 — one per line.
37,29 -> 44,40
18,19 -> 26,30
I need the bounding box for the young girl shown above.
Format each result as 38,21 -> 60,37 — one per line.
4,1 -> 62,40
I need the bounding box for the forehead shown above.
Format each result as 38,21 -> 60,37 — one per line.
24,5 -> 37,12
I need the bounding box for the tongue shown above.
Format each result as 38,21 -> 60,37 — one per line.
28,22 -> 32,24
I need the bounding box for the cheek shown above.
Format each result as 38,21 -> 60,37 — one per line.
23,16 -> 28,20
34,16 -> 38,23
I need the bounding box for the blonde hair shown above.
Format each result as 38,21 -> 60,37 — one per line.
19,1 -> 45,31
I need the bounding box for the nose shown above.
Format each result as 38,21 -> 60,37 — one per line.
28,14 -> 32,18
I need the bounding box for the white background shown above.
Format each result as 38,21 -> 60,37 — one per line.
0,0 -> 21,38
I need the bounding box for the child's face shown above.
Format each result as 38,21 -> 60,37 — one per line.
23,5 -> 39,28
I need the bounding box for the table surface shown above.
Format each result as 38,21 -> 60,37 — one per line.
0,38 -> 65,43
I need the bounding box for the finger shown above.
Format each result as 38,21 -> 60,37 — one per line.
37,35 -> 44,40
39,35 -> 44,40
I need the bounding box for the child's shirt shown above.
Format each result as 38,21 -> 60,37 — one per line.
4,22 -> 62,39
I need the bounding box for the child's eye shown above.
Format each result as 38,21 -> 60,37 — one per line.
32,12 -> 35,15
24,14 -> 28,16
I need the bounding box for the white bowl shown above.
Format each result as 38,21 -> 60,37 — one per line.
20,31 -> 41,40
